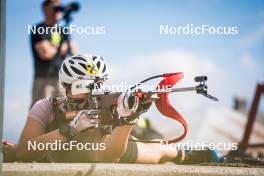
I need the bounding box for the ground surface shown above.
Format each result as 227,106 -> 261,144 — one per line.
3,163 -> 264,176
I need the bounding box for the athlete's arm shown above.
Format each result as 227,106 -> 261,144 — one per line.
17,109 -> 100,161
98,125 -> 133,162
16,118 -> 67,161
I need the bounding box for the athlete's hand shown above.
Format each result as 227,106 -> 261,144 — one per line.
137,101 -> 152,114
68,110 -> 99,132
117,90 -> 139,118
117,90 -> 152,119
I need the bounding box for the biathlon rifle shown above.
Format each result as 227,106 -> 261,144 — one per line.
67,72 -> 218,143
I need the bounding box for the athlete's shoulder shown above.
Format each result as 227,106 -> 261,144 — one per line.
33,98 -> 53,109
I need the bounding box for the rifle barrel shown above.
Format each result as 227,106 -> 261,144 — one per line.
153,86 -> 197,94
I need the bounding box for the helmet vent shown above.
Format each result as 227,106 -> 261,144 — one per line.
70,66 -> 85,76
79,63 -> 87,71
63,64 -> 72,77
73,56 -> 86,62
92,56 -> 97,61
97,61 -> 101,69
102,64 -> 106,73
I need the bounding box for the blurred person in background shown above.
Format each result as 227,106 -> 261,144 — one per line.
30,0 -> 77,106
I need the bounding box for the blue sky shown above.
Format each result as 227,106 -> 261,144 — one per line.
4,0 -> 264,142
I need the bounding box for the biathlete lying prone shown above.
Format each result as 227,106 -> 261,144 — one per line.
9,55 -> 217,163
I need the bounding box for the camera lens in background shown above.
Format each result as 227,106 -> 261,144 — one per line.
53,2 -> 80,13
67,2 -> 80,12
53,5 -> 65,12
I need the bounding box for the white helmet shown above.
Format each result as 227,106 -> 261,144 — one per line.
59,54 -> 109,85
